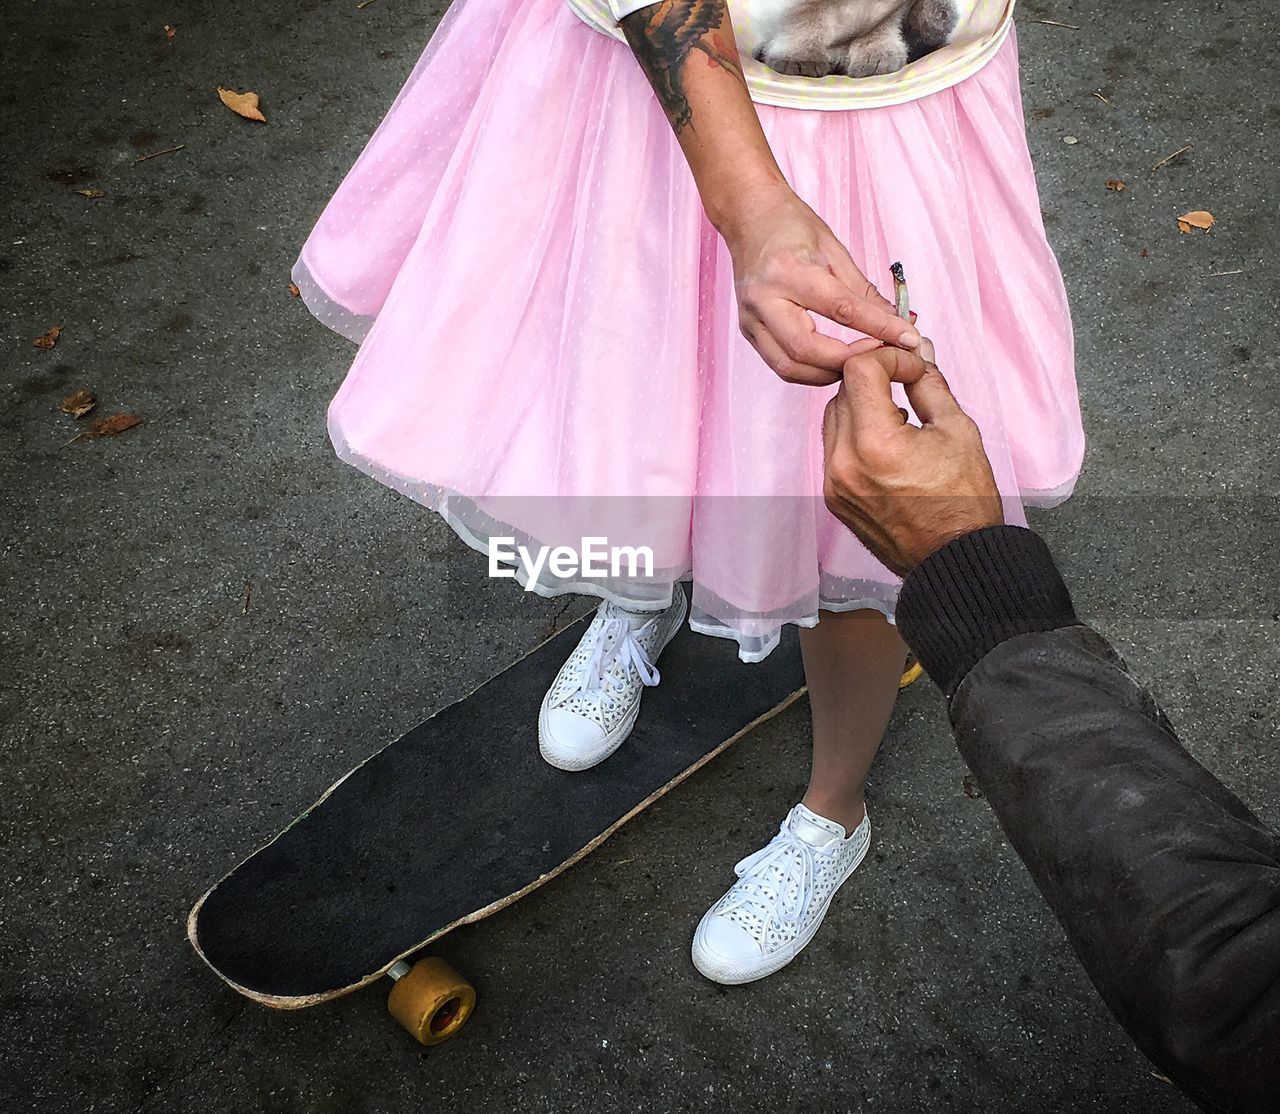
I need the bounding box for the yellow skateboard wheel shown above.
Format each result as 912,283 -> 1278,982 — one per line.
387,957 -> 476,1046
899,657 -> 924,689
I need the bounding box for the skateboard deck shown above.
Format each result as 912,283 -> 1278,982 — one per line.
188,614 -> 806,1015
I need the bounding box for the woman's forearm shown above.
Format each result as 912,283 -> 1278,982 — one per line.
620,1 -> 921,363
620,1 -> 789,237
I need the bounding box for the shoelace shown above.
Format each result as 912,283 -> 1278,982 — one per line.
554,610 -> 662,705
720,825 -> 834,935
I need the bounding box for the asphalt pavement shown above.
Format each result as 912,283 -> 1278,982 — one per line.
2,0 -> 1276,1110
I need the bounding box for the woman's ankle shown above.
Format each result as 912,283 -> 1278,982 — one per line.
800,791 -> 866,833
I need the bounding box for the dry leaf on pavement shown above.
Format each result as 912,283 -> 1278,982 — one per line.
217,87 -> 267,123
60,389 -> 97,419
288,282 -> 300,297
65,413 -> 143,446
33,326 -> 63,350
87,413 -> 142,438
1105,179 -> 1126,191
75,188 -> 106,199
1177,210 -> 1215,233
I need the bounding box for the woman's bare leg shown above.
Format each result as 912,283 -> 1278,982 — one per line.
798,609 -> 908,831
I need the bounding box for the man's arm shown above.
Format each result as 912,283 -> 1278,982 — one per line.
899,527 -> 1280,1114
822,348 -> 1280,1112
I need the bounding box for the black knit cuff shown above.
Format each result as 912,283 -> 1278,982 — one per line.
897,526 -> 1079,697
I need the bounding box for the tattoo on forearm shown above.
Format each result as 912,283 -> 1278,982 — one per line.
621,0 -> 746,133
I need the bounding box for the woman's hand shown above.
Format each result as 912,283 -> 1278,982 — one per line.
723,186 -> 920,386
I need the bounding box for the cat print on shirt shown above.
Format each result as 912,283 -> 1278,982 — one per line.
751,0 -> 961,78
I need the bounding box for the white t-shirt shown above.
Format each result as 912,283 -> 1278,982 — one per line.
564,0 -> 1015,109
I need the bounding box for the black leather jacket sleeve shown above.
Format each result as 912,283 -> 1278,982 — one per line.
897,526 -> 1280,1114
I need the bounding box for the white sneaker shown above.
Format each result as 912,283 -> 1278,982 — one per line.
691,804 -> 871,985
538,592 -> 688,771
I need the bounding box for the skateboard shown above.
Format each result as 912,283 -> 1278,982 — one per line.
188,610 -> 922,1045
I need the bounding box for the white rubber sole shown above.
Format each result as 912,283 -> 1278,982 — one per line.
690,823 -> 871,986
537,591 -> 688,773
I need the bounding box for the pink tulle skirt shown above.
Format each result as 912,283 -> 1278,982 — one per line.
294,0 -> 1084,661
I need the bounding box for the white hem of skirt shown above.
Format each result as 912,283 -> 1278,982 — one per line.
329,411 -> 1077,663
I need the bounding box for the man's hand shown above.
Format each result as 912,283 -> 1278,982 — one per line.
821,343 -> 1004,576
